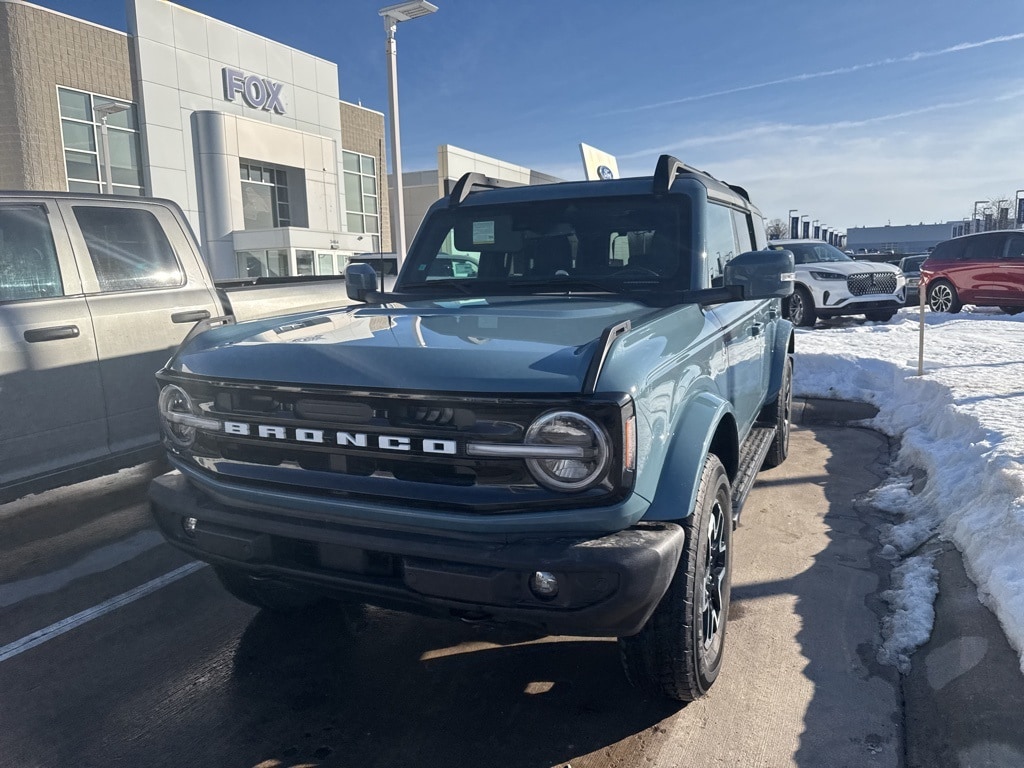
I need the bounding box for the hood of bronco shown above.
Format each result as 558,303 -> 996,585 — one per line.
166,296 -> 655,393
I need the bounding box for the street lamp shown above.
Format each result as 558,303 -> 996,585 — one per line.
973,200 -> 989,234
93,100 -> 131,194
379,0 -> 437,268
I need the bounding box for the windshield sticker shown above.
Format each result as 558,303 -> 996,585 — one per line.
473,221 -> 495,245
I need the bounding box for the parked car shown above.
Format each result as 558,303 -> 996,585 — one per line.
150,154 -> 796,703
769,239 -> 905,326
0,192 -> 356,501
920,230 -> 1024,314
898,254 -> 929,305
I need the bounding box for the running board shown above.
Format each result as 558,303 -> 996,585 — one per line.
731,426 -> 776,525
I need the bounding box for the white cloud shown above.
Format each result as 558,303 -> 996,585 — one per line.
612,86 -> 1024,228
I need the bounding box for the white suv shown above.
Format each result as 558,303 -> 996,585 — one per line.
769,239 -> 905,327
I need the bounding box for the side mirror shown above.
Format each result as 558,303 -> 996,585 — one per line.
345,262 -> 378,302
724,249 -> 795,300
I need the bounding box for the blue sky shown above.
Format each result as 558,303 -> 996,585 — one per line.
30,0 -> 1024,231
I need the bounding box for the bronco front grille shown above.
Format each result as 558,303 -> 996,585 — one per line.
848,272 -> 897,296
165,378 -> 632,513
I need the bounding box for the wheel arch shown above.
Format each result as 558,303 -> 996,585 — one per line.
641,392 -> 738,523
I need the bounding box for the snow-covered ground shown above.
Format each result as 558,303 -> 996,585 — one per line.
794,306 -> 1024,674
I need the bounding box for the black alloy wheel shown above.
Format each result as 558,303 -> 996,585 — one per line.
761,355 -> 793,469
618,455 -> 733,702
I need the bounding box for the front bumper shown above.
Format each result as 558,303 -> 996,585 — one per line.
149,471 -> 685,637
816,295 -> 904,316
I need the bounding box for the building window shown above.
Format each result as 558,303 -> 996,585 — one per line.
57,87 -> 144,196
343,150 -> 380,244
241,161 -> 292,229
236,249 -> 289,278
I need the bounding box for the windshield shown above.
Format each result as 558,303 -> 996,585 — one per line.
770,242 -> 852,265
399,195 -> 692,294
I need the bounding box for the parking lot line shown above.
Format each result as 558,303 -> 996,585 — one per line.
0,561 -> 207,664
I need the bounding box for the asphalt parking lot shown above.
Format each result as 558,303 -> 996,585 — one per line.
0,400 -> 1020,767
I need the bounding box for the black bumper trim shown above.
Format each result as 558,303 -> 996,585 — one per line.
149,472 -> 685,637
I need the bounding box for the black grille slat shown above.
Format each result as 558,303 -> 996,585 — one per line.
847,272 -> 897,296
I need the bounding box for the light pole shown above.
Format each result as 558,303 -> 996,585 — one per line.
379,0 -> 437,268
973,200 -> 989,234
93,101 -> 131,194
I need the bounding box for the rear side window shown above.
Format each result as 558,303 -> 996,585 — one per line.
73,206 -> 183,292
962,235 -> 1002,262
1005,235 -> 1024,261
706,204 -> 738,285
0,205 -> 63,302
730,209 -> 754,254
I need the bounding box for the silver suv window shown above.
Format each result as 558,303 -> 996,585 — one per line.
0,205 -> 63,302
73,206 -> 183,292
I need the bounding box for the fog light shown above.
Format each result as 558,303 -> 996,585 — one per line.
529,571 -> 559,600
182,517 -> 198,536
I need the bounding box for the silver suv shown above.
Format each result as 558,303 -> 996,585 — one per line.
770,239 -> 905,326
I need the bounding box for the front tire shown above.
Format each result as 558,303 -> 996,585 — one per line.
761,355 -> 793,469
215,566 -> 324,612
999,306 -> 1023,315
786,286 -> 817,327
619,455 -> 733,702
927,280 -> 962,313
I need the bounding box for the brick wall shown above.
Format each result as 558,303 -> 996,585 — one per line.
340,100 -> 390,251
0,3 -> 132,190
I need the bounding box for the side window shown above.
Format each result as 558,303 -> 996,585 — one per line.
73,206 -> 183,292
1004,235 -> 1024,261
0,205 -> 64,302
962,235 -> 1001,262
932,241 -> 964,262
731,209 -> 754,254
706,204 -> 738,286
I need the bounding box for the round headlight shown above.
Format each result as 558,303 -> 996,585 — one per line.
525,411 -> 610,492
158,384 -> 197,448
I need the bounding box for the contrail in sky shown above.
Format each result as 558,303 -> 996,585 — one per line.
615,87 -> 1024,161
599,32 -> 1024,116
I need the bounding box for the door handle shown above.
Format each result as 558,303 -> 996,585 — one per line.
171,309 -> 212,324
24,325 -> 80,343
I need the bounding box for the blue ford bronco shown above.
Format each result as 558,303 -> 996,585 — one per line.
149,155 -> 795,701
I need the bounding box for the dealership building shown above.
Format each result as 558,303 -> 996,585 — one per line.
0,0 -> 566,280
0,0 -> 392,279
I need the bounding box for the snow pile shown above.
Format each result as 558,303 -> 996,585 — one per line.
878,553 -> 941,672
794,309 -> 1024,673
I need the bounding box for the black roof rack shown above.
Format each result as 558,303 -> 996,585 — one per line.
652,154 -> 748,201
448,173 -> 522,207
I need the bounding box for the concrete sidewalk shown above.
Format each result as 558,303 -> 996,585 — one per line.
798,397 -> 1024,768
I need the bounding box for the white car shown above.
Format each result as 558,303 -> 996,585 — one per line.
769,239 -> 905,327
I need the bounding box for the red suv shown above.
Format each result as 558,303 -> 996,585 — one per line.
921,230 -> 1024,314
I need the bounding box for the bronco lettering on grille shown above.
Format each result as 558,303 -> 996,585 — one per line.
221,421 -> 457,454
